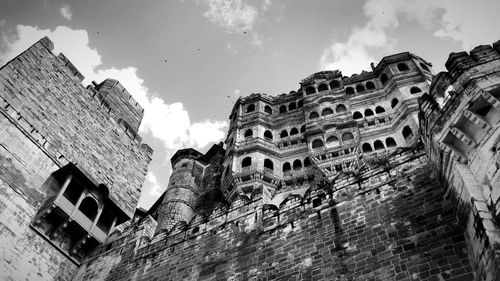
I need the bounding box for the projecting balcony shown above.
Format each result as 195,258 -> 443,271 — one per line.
32,164 -> 126,261
37,193 -> 113,244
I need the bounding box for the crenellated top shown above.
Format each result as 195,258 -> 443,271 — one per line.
445,41 -> 500,81
91,79 -> 145,133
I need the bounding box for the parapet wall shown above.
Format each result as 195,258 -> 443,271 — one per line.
77,152 -> 474,281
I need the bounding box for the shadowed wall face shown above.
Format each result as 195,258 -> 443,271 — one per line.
77,156 -> 474,281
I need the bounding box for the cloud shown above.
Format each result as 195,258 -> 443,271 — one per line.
434,0 -> 500,49
201,0 -> 271,49
146,172 -> 164,196
203,0 -> 259,33
59,4 -> 73,21
319,0 -> 500,75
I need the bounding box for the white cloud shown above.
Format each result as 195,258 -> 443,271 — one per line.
0,25 -> 228,206
203,0 -> 259,33
202,0 -> 271,49
434,0 -> 500,49
146,172 -> 164,196
320,0 -> 500,75
0,25 -> 101,79
60,4 -> 73,21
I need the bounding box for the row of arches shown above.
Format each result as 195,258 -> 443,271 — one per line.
311,132 -> 354,149
242,125 -> 308,140
245,100 -> 305,115
345,81 -> 376,95
241,157 -> 274,171
304,62 -> 418,97
309,104 -> 347,119
305,79 -> 342,95
283,157 -> 312,172
279,100 -> 304,114
353,106 -> 385,119
361,137 -> 397,152
280,125 -> 306,138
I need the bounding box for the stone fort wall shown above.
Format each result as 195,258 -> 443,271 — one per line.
0,37 -> 152,280
76,152 -> 474,281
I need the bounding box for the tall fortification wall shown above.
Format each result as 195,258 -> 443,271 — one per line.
0,37 -> 152,280
77,152 -> 474,281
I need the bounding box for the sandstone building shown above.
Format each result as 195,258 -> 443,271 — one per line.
0,36 -> 499,280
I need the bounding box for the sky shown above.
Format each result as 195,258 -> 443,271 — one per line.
0,0 -> 499,209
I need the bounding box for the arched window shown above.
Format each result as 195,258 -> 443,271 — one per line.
366,81 -> 375,90
283,162 -> 291,172
356,84 -> 365,93
309,111 -> 319,119
264,159 -> 274,170
290,127 -> 299,135
289,102 -> 296,111
305,86 -> 316,95
375,106 -> 385,114
380,73 -> 388,85
353,111 -> 363,119
391,98 -> 399,108
374,140 -> 385,150
242,157 -> 252,168
346,87 -> 355,95
244,129 -> 253,138
318,83 -> 328,92
304,157 -> 311,167
402,126 -> 413,139
79,197 -> 98,220
420,63 -> 430,72
330,80 -> 341,89
264,130 -> 273,140
246,104 -> 255,113
336,104 -> 347,113
280,130 -> 288,138
300,125 -> 306,133
364,109 -> 374,116
264,105 -> 272,114
298,100 -> 304,108
326,135 -> 339,146
293,159 -> 302,170
397,63 -> 409,72
312,139 -> 324,149
386,137 -> 397,147
279,105 -> 287,114
362,143 -> 373,152
322,108 -> 334,116
342,132 -> 354,142
410,87 -> 422,94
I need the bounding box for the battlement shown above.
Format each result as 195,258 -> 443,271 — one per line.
445,40 -> 500,80
92,79 -> 144,132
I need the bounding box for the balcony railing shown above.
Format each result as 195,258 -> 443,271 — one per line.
41,194 -> 110,243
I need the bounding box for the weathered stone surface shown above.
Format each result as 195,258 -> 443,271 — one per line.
0,36 -> 152,280
77,157 -> 474,281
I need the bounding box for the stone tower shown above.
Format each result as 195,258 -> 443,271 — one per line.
155,144 -> 225,233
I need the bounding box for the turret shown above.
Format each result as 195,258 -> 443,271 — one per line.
155,149 -> 207,233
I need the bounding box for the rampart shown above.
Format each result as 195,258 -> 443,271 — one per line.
76,150 -> 474,281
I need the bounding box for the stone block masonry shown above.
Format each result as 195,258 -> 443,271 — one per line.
0,37 -> 152,280
77,155 -> 474,281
